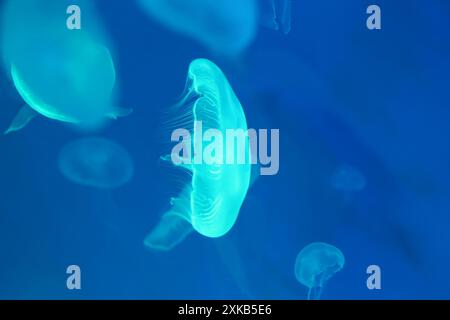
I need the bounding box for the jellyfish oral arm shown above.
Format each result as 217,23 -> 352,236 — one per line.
4,105 -> 38,134
307,285 -> 323,300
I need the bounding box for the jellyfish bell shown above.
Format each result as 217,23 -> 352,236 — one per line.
294,242 -> 345,300
58,137 -> 134,189
145,58 -> 251,251
1,0 -> 131,134
138,0 -> 258,56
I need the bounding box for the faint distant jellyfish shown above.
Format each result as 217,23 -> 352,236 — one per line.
1,0 -> 130,134
295,242 -> 345,300
58,137 -> 134,189
144,58 -> 252,251
331,165 -> 366,201
138,0 -> 258,56
260,0 -> 294,34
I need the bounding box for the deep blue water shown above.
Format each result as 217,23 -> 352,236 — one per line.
1,0 -> 450,299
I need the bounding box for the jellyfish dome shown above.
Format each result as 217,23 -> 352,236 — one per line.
145,58 -> 251,250
1,0 -> 130,133
58,137 -> 134,189
138,0 -> 258,56
295,242 -> 345,300
331,165 -> 366,192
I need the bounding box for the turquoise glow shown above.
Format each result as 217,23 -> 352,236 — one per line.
1,0 -> 130,133
145,58 -> 251,250
138,0 -> 258,56
295,242 -> 345,300
58,137 -> 134,189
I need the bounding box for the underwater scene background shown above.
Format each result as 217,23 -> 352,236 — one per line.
1,0 -> 450,299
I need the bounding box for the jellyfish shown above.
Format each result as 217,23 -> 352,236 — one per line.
58,137 -> 134,189
137,0 -> 258,56
145,58 -> 251,251
331,165 -> 366,196
1,0 -> 130,134
294,242 -> 345,300
260,0 -> 294,34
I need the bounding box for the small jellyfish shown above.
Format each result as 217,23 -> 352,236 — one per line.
294,242 -> 345,300
58,137 -> 134,189
145,58 -> 251,251
260,0 -> 294,34
1,0 -> 130,134
331,165 -> 366,193
138,0 -> 258,56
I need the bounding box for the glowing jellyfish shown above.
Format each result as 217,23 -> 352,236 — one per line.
137,0 -> 258,56
145,58 -> 251,251
331,165 -> 366,193
1,0 -> 130,134
58,137 -> 134,189
295,242 -> 345,300
260,0 -> 294,34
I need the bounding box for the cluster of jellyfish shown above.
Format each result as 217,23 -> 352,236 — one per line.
1,1 -> 134,188
0,0 -> 351,300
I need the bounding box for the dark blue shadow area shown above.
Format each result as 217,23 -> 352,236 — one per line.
0,0 -> 449,299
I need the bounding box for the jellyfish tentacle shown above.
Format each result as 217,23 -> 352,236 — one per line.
308,285 -> 323,300
280,0 -> 292,34
144,211 -> 193,251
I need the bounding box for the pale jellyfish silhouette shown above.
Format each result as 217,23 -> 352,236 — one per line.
260,0 -> 294,34
58,137 -> 134,189
331,165 -> 366,196
137,0 -> 258,56
295,242 -> 345,300
1,0 -> 131,134
144,58 -> 251,251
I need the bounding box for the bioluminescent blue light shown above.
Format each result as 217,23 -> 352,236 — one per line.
295,242 -> 345,300
58,137 -> 134,189
137,0 -> 258,56
145,58 -> 251,251
1,0 -> 130,133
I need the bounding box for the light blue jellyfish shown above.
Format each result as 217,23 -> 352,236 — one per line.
295,242 -> 345,300
138,0 -> 258,56
260,0 -> 294,34
1,0 -> 130,134
331,165 -> 366,197
58,137 -> 134,189
144,58 -> 252,251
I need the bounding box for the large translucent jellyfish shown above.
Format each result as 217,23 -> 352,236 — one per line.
137,0 -> 258,56
260,0 -> 294,34
58,137 -> 134,189
1,0 -> 130,134
144,58 -> 251,251
295,242 -> 345,300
